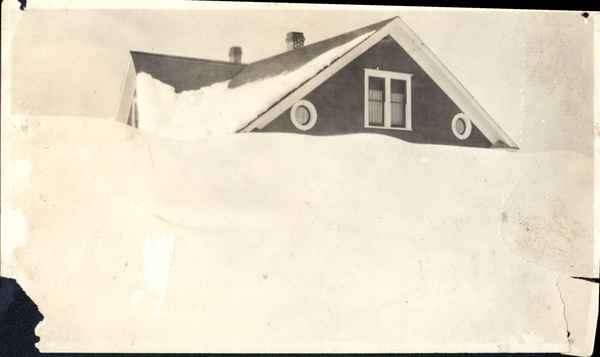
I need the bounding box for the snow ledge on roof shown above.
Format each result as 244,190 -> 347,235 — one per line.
135,31 -> 375,140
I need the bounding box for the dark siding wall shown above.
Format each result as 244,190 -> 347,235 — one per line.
256,36 -> 492,148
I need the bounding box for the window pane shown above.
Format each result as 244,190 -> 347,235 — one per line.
368,77 -> 385,101
391,79 -> 406,127
391,103 -> 405,127
368,77 -> 384,126
455,118 -> 466,135
369,102 -> 384,126
295,105 -> 310,125
390,79 -> 405,103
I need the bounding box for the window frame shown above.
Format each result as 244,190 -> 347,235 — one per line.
451,113 -> 472,140
290,100 -> 318,131
364,69 -> 413,131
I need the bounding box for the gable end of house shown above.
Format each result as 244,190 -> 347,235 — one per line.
238,17 -> 518,150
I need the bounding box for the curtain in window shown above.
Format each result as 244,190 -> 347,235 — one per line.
295,105 -> 310,125
368,77 -> 385,126
390,79 -> 406,128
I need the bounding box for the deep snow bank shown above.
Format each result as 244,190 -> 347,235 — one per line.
135,32 -> 374,140
1,116 -> 596,353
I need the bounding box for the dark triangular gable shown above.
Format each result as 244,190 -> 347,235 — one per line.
255,35 -> 493,148
238,17 -> 518,149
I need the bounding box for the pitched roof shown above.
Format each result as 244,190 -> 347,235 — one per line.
128,17 -> 517,149
228,17 -> 395,89
130,51 -> 246,93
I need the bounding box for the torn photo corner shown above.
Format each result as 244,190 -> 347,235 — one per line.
1,1 -> 598,354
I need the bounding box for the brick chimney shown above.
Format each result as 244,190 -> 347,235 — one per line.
229,46 -> 242,64
286,32 -> 305,51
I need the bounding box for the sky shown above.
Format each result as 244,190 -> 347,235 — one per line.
2,1 -> 595,155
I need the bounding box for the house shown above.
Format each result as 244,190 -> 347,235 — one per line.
116,17 -> 518,149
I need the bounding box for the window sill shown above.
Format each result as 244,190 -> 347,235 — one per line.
365,125 -> 412,131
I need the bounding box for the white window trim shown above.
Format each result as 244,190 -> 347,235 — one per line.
364,69 -> 413,131
451,113 -> 472,140
290,100 -> 318,131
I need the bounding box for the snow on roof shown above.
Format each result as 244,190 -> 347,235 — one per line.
136,31 -> 375,140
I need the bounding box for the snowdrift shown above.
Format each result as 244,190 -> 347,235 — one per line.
134,31 -> 374,140
1,116 -> 596,353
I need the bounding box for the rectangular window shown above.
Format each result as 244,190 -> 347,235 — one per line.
390,79 -> 405,128
368,77 -> 385,126
364,69 -> 412,131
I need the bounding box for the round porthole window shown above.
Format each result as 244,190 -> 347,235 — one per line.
290,100 -> 318,131
451,113 -> 472,140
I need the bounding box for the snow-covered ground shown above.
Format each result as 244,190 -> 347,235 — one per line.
1,115 -> 597,353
